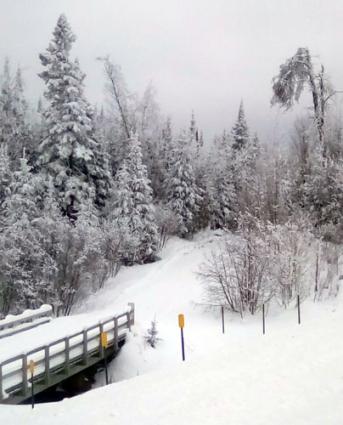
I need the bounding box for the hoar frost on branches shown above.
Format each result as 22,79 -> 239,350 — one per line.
199,215 -> 313,317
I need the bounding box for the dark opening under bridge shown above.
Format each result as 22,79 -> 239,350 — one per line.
0,303 -> 134,404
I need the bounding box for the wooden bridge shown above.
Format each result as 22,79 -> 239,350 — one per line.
0,303 -> 134,404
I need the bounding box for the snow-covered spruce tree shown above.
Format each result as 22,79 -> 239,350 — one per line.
145,319 -> 160,348
151,116 -> 173,201
38,14 -> 110,218
0,145 -> 12,227
234,133 -> 262,216
303,146 -> 343,235
229,103 -> 264,220
165,132 -> 202,238
0,60 -> 33,167
207,132 -> 238,230
112,133 -> 158,265
186,112 -> 209,231
0,156 -> 55,314
189,110 -> 203,158
209,167 -> 238,230
0,59 -> 14,150
231,101 -> 249,151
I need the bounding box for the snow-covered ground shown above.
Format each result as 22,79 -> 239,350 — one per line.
1,230 -> 343,424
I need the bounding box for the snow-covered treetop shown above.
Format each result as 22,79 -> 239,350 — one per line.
39,14 -> 76,68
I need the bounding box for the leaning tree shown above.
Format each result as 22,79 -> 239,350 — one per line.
271,47 -> 337,155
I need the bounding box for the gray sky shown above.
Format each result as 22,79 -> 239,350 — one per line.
1,0 -> 343,142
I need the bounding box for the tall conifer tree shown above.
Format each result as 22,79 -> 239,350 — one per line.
38,14 -> 110,218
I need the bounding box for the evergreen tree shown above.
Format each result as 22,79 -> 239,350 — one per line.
0,58 -> 12,149
0,60 -> 32,167
0,146 -> 12,228
165,132 -> 202,237
207,134 -> 238,230
149,117 -> 173,200
38,14 -> 110,218
303,146 -> 343,230
189,110 -> 201,157
233,132 -> 261,215
189,111 -> 197,143
112,133 -> 158,264
0,156 -> 53,314
231,101 -> 249,151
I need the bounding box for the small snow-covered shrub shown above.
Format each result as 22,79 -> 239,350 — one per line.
144,319 -> 160,348
154,203 -> 179,250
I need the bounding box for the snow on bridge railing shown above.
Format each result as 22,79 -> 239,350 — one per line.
0,303 -> 135,402
0,305 -> 53,339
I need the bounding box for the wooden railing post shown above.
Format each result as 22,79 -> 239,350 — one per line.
114,318 -> 119,351
64,337 -> 70,373
128,303 -> 135,326
99,323 -> 104,357
44,346 -> 50,384
0,365 -> 3,401
126,312 -> 131,331
82,330 -> 88,365
22,355 -> 28,396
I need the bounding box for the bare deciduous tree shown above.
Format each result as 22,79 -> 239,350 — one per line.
98,56 -> 132,139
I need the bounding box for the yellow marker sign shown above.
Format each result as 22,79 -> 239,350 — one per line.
100,331 -> 108,348
178,314 -> 185,329
28,360 -> 35,375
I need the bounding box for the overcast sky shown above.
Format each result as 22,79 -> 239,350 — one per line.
1,0 -> 343,142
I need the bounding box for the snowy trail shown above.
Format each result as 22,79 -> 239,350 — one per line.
75,232 -> 230,380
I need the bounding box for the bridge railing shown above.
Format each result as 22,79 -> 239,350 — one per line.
0,303 -> 135,402
0,305 -> 53,339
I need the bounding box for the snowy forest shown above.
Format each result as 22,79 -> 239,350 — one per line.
1,14 -> 342,317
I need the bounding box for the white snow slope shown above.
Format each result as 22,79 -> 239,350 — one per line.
1,230 -> 343,424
